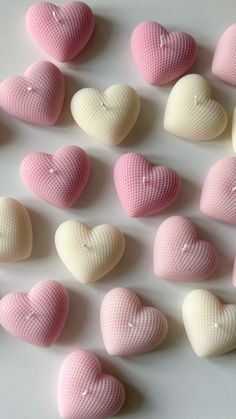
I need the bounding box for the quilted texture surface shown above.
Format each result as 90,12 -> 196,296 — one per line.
200,157 -> 236,224
232,108 -> 236,152
71,84 -> 140,146
182,289 -> 236,357
212,23 -> 236,86
0,197 -> 33,262
100,287 -> 168,356
58,350 -> 125,419
164,74 -> 228,140
114,152 -> 181,217
0,280 -> 69,347
131,21 -> 197,85
26,1 -> 94,62
0,61 -> 65,125
153,216 -> 218,282
55,220 -> 125,283
20,145 -> 91,208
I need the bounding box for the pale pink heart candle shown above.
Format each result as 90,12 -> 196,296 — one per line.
100,288 -> 168,356
153,216 -> 219,282
114,152 -> 181,217
0,280 -> 69,347
233,257 -> 236,287
26,1 -> 94,62
131,21 -> 197,85
212,23 -> 236,85
200,157 -> 236,224
20,145 -> 91,208
58,350 -> 125,419
0,61 -> 65,125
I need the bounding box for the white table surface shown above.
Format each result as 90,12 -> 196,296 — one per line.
0,0 -> 236,418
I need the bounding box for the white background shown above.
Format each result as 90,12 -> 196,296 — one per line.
0,0 -> 236,418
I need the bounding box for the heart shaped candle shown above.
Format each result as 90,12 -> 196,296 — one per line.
130,21 -> 197,85
212,23 -> 236,85
26,1 -> 94,62
153,216 -> 218,282
71,85 -> 140,146
100,287 -> 168,356
0,61 -> 65,125
114,152 -> 181,217
0,197 -> 32,262
58,350 -> 125,419
164,74 -> 228,140
55,220 -> 125,283
182,289 -> 236,357
20,145 -> 91,208
0,280 -> 69,347
232,108 -> 236,152
200,157 -> 236,224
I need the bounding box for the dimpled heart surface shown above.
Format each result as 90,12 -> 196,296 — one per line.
0,61 -> 65,125
114,152 -> 181,217
0,280 -> 69,347
26,1 -> 94,62
182,289 -> 236,357
20,145 -> 91,208
131,21 -> 198,85
200,157 -> 236,224
212,23 -> 236,86
153,216 -> 218,282
71,85 -> 140,146
57,350 -> 125,419
232,108 -> 236,152
232,257 -> 236,287
0,197 -> 33,262
100,287 -> 168,356
164,74 -> 228,140
55,220 -> 125,283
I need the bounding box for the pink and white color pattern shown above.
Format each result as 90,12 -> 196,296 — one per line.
0,61 -> 65,125
100,287 -> 168,356
58,350 -> 125,419
200,157 -> 236,225
114,152 -> 181,217
0,280 -> 69,347
26,1 -> 94,62
20,145 -> 91,208
131,21 -> 197,85
153,216 -> 219,282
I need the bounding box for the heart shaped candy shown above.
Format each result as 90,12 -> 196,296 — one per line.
182,289 -> 236,357
0,61 -> 65,125
20,145 -> 91,208
164,74 -> 228,140
153,216 -> 218,282
200,157 -> 236,224
212,23 -> 236,85
114,152 -> 181,217
71,85 -> 140,146
26,1 -> 94,62
58,350 -> 125,419
55,221 -> 125,283
0,197 -> 32,262
0,280 -> 69,347
100,288 -> 168,356
131,21 -> 197,85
